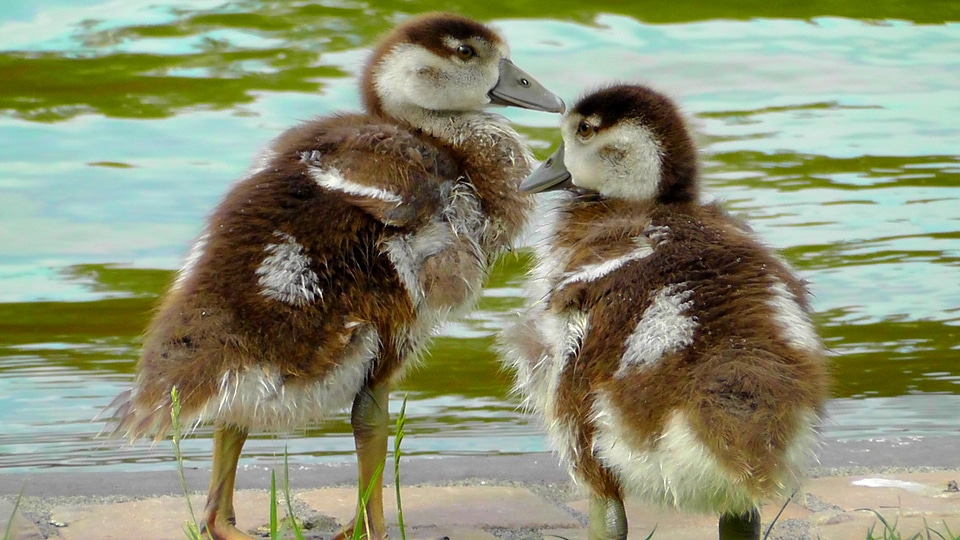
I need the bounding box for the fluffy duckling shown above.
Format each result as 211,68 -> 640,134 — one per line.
104,13 -> 562,540
499,84 -> 828,540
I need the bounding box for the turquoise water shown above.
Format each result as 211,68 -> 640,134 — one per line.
1,1 -> 958,472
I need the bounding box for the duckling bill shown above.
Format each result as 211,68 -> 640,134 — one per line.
103,13 -> 562,540
500,84 -> 829,540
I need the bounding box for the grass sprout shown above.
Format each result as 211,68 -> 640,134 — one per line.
856,508 -> 960,540
170,386 -> 208,540
282,449 -> 306,540
394,395 -> 408,540
2,483 -> 26,540
352,461 -> 385,540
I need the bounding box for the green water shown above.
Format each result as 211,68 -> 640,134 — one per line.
1,1 -> 958,472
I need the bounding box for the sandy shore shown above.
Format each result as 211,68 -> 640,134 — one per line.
2,436 -> 959,539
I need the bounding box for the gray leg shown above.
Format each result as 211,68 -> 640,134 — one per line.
588,493 -> 627,540
719,507 -> 761,540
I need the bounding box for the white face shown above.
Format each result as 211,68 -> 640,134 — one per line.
374,37 -> 507,117
560,114 -> 664,201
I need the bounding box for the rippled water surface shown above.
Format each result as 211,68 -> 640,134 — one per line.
1,0 -> 959,472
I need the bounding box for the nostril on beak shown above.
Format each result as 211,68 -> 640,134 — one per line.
545,158 -> 553,167
520,78 -> 530,87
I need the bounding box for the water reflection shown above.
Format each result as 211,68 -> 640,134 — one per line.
1,2 -> 958,471
708,153 -> 960,192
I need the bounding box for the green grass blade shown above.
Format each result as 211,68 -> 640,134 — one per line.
764,488 -> 798,540
182,524 -> 204,540
857,508 -> 899,536
352,461 -> 385,540
2,482 -> 26,540
170,387 -> 208,540
394,395 -> 408,540
850,506 -> 960,540
270,470 -> 279,540
283,449 -> 306,540
923,517 -> 950,540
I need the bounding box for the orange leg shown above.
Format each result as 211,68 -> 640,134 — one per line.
200,422 -> 255,540
333,383 -> 390,540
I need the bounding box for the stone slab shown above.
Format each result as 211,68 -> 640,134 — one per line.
49,491 -> 274,540
4,467 -> 960,540
0,499 -> 44,540
538,528 -> 588,540
404,527 -> 500,540
297,485 -> 580,529
540,525 -> 720,540
812,512 -> 960,540
805,472 -> 960,515
567,497 -> 714,538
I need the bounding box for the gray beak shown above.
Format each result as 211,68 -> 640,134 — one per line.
520,143 -> 573,193
488,58 -> 565,113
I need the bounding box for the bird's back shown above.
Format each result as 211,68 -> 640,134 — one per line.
514,195 -> 828,510
111,113 -> 489,438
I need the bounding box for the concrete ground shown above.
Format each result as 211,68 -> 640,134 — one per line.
2,437 -> 959,540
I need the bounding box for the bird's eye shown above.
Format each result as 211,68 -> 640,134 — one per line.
577,122 -> 596,139
456,44 -> 476,60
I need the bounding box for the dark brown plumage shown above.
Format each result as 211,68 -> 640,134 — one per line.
104,12 -> 561,540
501,84 -> 829,540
